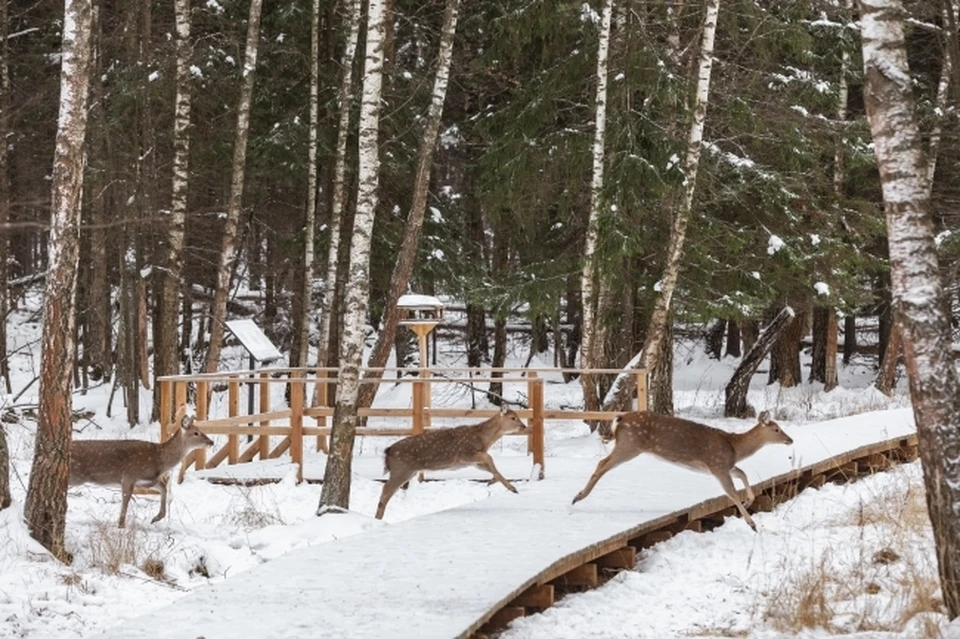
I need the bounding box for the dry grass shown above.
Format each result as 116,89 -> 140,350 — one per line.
758,470 -> 944,636
225,485 -> 285,530
83,520 -> 168,581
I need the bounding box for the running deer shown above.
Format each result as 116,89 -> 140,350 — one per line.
69,412 -> 214,528
572,410 -> 793,531
375,408 -> 528,519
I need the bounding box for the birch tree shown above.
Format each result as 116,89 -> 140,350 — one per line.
203,0 -> 264,374
357,0 -> 462,410
24,0 -> 93,560
155,0 -> 193,417
860,0 -> 960,615
292,0 -> 322,372
319,0 -> 386,512
601,0 -> 720,415
315,0 -> 362,373
579,0 -> 613,414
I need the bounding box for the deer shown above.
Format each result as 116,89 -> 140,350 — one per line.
572,410 -> 793,531
69,411 -> 214,528
375,408 -> 528,519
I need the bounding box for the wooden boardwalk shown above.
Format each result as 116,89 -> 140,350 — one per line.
94,409 -> 917,639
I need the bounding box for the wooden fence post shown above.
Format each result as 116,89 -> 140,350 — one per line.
290,371 -> 304,483
531,374 -> 545,480
159,379 -> 171,438
412,380 -> 425,436
259,371 -> 270,460
315,369 -> 328,453
635,370 -> 648,412
228,377 -> 239,464
196,380 -> 208,471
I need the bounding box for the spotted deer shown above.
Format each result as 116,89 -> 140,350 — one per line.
69,411 -> 214,528
375,408 -> 527,519
572,410 -> 793,531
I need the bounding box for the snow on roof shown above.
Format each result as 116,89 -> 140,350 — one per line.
225,319 -> 283,363
397,293 -> 444,309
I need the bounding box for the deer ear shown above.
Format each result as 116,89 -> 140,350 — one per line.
181,413 -> 195,429
758,410 -> 771,424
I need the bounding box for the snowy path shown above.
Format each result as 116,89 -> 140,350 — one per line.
94,409 -> 916,639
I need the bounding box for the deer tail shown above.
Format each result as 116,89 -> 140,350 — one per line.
383,445 -> 392,475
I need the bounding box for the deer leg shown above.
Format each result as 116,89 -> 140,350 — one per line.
715,472 -> 757,532
151,474 -> 170,524
118,477 -> 135,529
472,452 -> 517,494
376,470 -> 415,520
730,466 -> 755,507
571,445 -> 641,505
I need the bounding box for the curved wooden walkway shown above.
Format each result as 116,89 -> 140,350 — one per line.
93,409 -> 917,639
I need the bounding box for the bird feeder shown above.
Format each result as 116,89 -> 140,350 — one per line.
397,294 -> 444,441
397,294 -> 445,368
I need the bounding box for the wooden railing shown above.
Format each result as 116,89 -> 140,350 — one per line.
158,367 -> 648,483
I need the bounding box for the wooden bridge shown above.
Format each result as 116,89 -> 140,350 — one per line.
157,366 -> 649,483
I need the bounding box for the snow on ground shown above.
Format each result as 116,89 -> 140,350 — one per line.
0,293 -> 942,639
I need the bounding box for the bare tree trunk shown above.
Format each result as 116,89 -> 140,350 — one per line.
704,320 -> 725,359
0,0 -> 10,394
0,424 -> 9,510
724,307 -> 795,418
356,0 -> 461,409
810,307 -> 838,390
24,0 -> 93,560
861,0 -> 960,616
843,315 -> 857,364
316,0 -> 362,372
291,0 -> 322,373
725,320 -> 741,358
203,0 -> 264,374
319,0 -> 385,512
579,0 -> 613,415
155,0 -> 193,418
488,225 -> 509,403
874,323 -> 901,396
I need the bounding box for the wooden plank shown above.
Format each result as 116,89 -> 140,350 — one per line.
750,494 -> 776,513
205,444 -> 231,469
270,436 -> 292,459
859,452 -> 892,472
635,530 -> 674,548
551,563 -> 598,588
480,606 -> 525,632
511,584 -> 554,609
531,376 -> 545,478
595,546 -> 636,570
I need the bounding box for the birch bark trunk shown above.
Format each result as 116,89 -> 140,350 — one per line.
601,0 -> 720,414
202,0 -> 263,374
357,0 -> 461,410
579,0 -> 613,416
155,0 -> 193,417
860,0 -> 960,615
315,0 -> 362,373
319,0 -> 386,512
24,0 -> 93,561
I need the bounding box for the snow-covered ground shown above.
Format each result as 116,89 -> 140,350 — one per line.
2,292 -> 951,639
